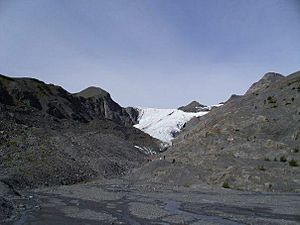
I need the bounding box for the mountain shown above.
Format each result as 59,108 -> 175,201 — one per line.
74,86 -> 135,126
0,75 -> 136,127
0,74 -> 161,188
132,71 -> 300,192
178,101 -> 223,113
75,86 -> 109,98
133,107 -> 209,144
178,101 -> 208,112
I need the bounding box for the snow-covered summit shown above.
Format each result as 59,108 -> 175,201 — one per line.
133,107 -> 209,144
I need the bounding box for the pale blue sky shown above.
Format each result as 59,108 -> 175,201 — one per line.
0,0 -> 299,107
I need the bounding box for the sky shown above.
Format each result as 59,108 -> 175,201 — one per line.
0,0 -> 299,108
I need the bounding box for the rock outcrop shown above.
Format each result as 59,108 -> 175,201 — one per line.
0,74 -> 161,189
178,101 -> 208,112
74,86 -> 135,126
134,71 -> 300,192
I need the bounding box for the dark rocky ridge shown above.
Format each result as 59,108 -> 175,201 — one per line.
178,101 -> 208,112
75,86 -> 140,125
0,74 -> 161,190
0,197 -> 13,221
246,72 -> 284,95
74,86 -> 135,126
133,71 -> 300,192
0,75 -> 137,126
125,106 -> 140,124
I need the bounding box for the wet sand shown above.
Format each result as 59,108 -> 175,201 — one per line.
4,179 -> 300,225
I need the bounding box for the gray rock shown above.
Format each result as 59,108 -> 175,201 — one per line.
141,71 -> 300,192
0,74 -> 161,189
178,101 -> 208,112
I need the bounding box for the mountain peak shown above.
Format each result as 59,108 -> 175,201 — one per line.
75,86 -> 110,99
178,101 -> 207,112
261,72 -> 284,81
246,72 -> 284,95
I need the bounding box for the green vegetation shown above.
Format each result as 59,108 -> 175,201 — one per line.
293,148 -> 299,153
23,169 -> 34,178
183,183 -> 191,188
222,181 -> 230,189
288,159 -> 298,167
2,153 -> 18,167
264,157 -> 270,161
3,157 -> 13,167
37,86 -> 48,97
25,152 -> 35,162
258,165 -> 266,171
280,156 -> 287,162
267,96 -> 276,104
0,75 -> 14,82
6,141 -> 18,147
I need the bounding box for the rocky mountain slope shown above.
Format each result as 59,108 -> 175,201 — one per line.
178,101 -> 223,113
74,86 -> 135,126
132,71 -> 300,192
178,101 -> 208,112
0,74 -> 161,189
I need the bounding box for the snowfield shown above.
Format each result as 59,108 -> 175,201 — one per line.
133,107 -> 209,144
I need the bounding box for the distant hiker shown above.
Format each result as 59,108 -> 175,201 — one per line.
163,155 -> 166,160
172,159 -> 175,164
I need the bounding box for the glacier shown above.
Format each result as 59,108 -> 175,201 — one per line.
133,107 -> 209,144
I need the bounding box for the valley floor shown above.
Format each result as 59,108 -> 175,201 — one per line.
3,179 -> 300,225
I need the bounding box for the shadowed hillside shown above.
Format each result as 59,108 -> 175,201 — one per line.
0,74 -> 161,189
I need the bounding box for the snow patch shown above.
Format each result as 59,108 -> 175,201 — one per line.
134,145 -> 157,155
204,104 -> 224,110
